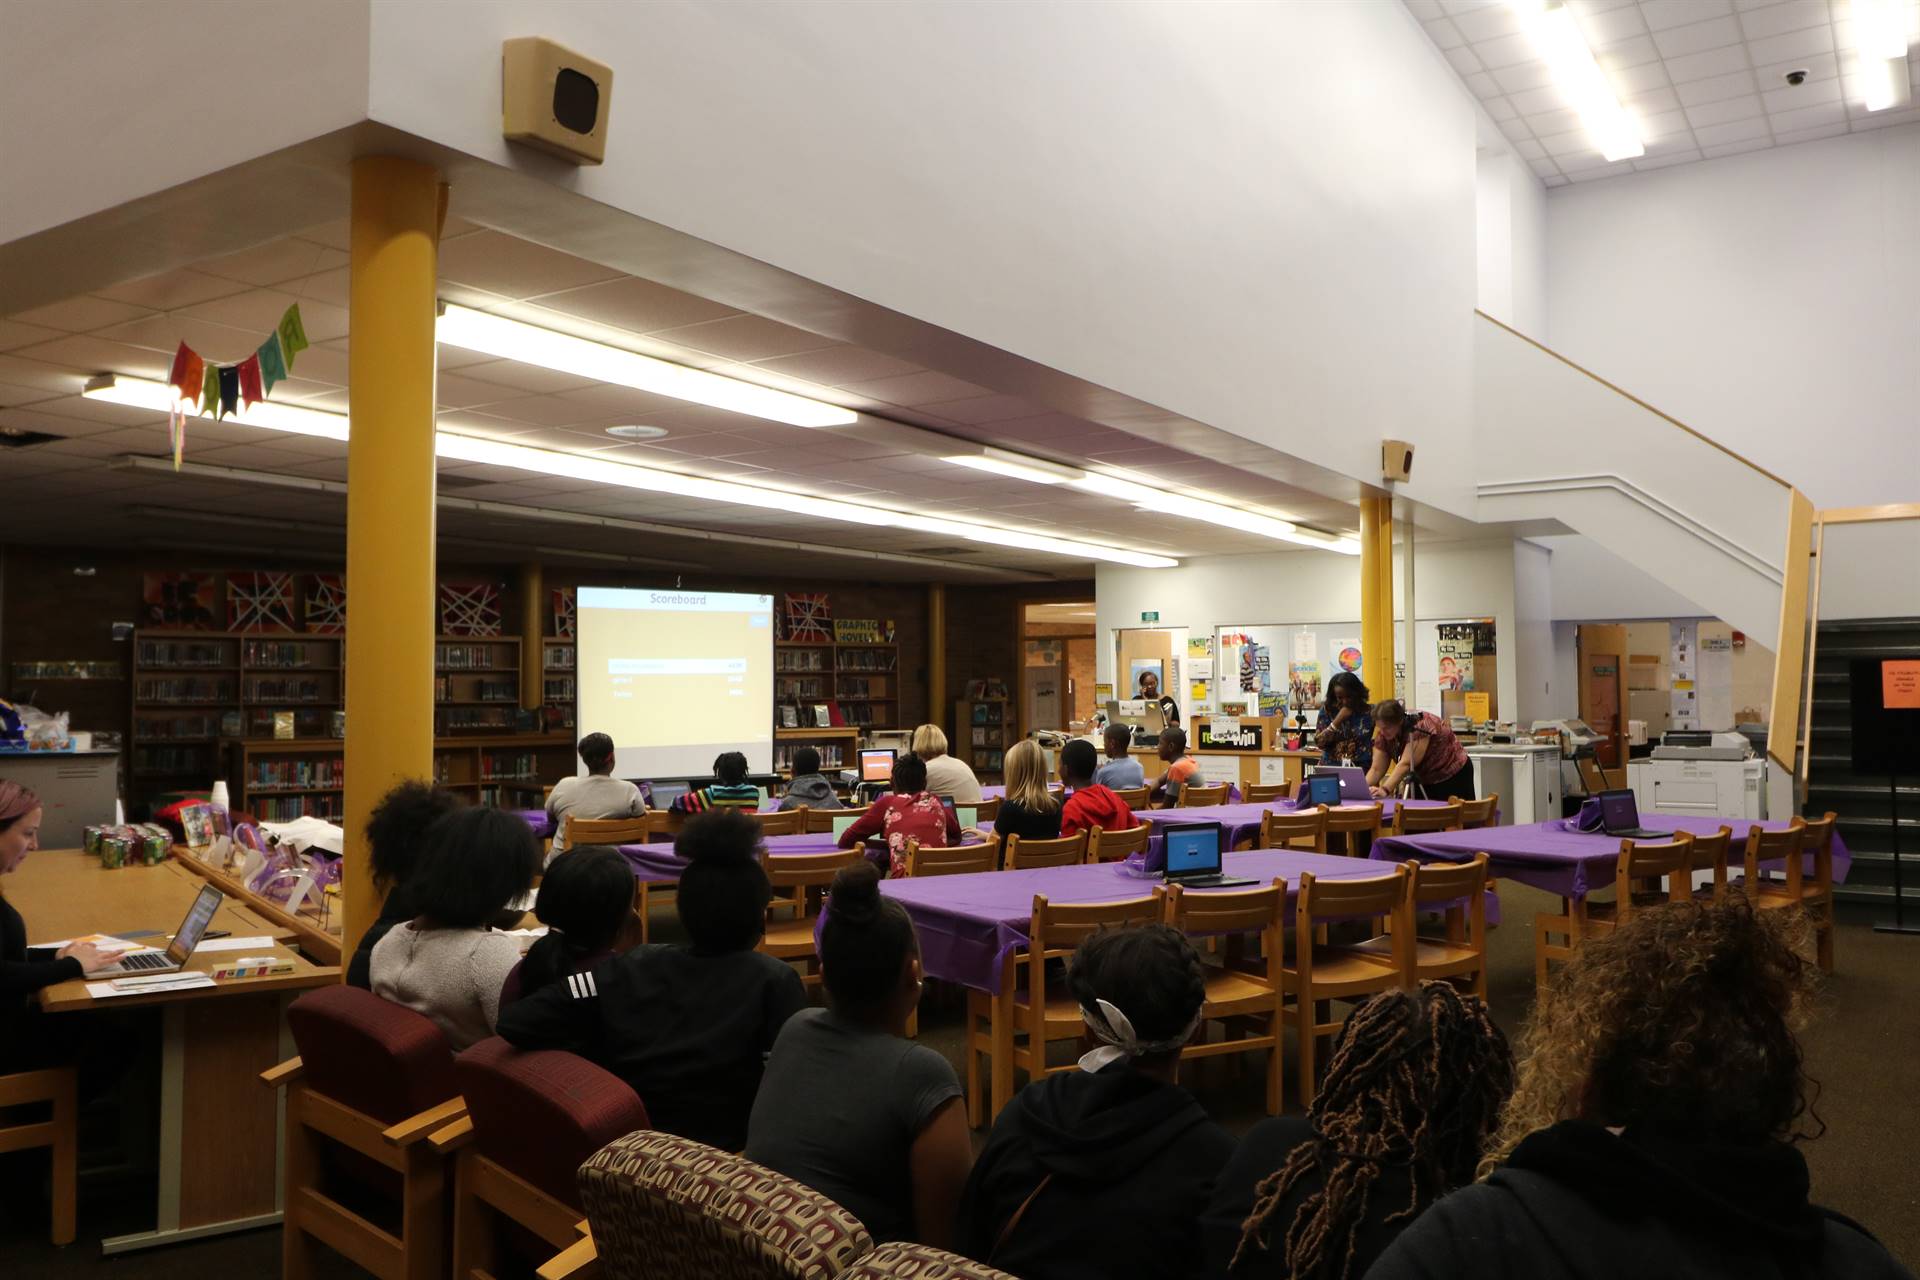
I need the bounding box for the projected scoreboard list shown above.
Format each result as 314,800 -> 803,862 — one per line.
576,587 -> 774,778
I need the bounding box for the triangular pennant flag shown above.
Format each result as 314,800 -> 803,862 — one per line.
202,364 -> 221,418
167,343 -> 204,405
169,405 -> 187,471
256,333 -> 287,395
217,365 -> 240,418
237,353 -> 264,407
276,304 -> 309,370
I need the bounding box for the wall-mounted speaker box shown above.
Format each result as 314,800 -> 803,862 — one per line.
1381,438 -> 1415,483
502,37 -> 612,165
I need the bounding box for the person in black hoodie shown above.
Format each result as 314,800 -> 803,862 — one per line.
954,922 -> 1233,1279
1201,983 -> 1512,1279
345,779 -> 460,989
1367,898 -> 1913,1280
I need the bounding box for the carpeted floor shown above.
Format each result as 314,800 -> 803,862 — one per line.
5,880 -> 1915,1275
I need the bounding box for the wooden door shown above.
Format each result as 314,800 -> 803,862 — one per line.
1577,624 -> 1630,770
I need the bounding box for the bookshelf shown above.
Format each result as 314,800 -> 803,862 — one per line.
434,636 -> 523,734
954,696 -> 1012,776
542,639 -> 576,733
774,639 -> 900,733
230,732 -> 577,820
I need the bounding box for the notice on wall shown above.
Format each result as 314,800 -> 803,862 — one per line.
1697,626 -> 1734,729
1288,660 -> 1323,709
1464,691 -> 1491,722
1093,683 -> 1112,705
1195,755 -> 1243,789
1884,660 -> 1920,709
1436,625 -> 1476,692
1258,756 -> 1291,785
1332,638 -> 1363,679
1188,636 -> 1213,660
1293,631 -> 1318,662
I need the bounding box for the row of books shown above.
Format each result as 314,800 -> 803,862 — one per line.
245,677 -> 330,701
135,678 -> 233,703
544,645 -> 576,670
440,707 -> 515,730
837,676 -> 888,697
836,650 -> 896,672
435,677 -> 517,702
840,702 -> 887,726
133,745 -> 207,773
775,650 -> 830,672
774,744 -> 845,771
254,795 -> 343,823
134,714 -> 219,740
244,640 -> 334,668
247,759 -> 345,791
437,643 -> 511,670
544,677 -> 575,701
776,676 -> 829,698
480,751 -> 539,782
137,640 -> 232,668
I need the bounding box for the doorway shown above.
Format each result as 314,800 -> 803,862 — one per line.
1577,623 -> 1629,772
1020,601 -> 1096,739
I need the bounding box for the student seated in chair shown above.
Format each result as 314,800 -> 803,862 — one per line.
497,810 -> 806,1152
499,845 -> 641,1008
1093,721 -> 1146,791
1146,726 -> 1201,809
1367,899 -> 1912,1280
370,806 -> 542,1051
747,859 -> 971,1246
669,750 -> 762,815
1202,984 -> 1512,1280
954,924 -> 1232,1280
1058,738 -> 1141,840
836,753 -> 961,878
546,731 -> 645,853
346,779 -> 460,989
993,740 -> 1063,842
778,745 -> 844,812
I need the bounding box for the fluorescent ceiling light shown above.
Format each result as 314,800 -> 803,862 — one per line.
1511,1 -> 1643,161
82,375 -> 1173,569
434,304 -> 857,429
943,448 -> 1085,485
1069,468 -> 1361,555
1850,0 -> 1912,61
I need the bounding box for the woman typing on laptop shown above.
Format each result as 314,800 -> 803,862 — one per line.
1366,701 -> 1476,802
1,781 -> 110,1072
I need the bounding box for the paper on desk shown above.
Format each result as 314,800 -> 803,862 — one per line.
192,935 -> 277,953
84,973 -> 217,999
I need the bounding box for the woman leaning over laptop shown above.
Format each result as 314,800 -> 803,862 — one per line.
1,781 -> 111,1072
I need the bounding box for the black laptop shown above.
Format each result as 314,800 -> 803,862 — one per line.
1160,821 -> 1256,889
1597,789 -> 1673,841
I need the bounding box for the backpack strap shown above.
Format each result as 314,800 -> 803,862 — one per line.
989,1173 -> 1054,1264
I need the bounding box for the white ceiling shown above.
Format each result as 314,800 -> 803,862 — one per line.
0,221 -> 1373,579
1413,0 -> 1920,183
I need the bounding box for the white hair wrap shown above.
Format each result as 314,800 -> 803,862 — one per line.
1078,996 -> 1202,1073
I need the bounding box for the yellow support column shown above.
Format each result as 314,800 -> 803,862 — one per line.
1374,497 -> 1395,700
1359,495 -> 1385,699
342,156 -> 445,970
519,563 -> 544,710
928,584 -> 947,733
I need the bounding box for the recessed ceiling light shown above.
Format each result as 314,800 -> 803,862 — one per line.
605,424 -> 670,441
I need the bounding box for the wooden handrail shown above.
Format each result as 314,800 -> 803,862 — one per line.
1818,503 -> 1920,525
1475,310 -> 1793,489
1766,490 -> 1816,779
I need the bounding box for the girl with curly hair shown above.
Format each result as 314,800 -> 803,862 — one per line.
1200,983 -> 1512,1279
1366,899 -> 1911,1280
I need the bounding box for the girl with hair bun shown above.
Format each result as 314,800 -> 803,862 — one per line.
746,860 -> 971,1246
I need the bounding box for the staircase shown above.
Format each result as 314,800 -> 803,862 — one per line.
1804,617 -> 1920,909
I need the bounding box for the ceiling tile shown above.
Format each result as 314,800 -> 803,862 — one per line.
1767,98 -> 1849,130
1406,0 -> 1446,20
1452,2 -> 1523,40
1528,156 -> 1564,178
1424,16 -> 1468,48
453,358 -> 600,396
436,230 -> 626,300
1608,58 -> 1676,94
1625,85 -> 1684,112
93,270 -> 250,312
1771,120 -> 1850,144
1754,50 -> 1838,83
1472,32 -> 1539,68
8,334 -> 172,381
0,319 -> 64,351
1736,1 -> 1832,40
1539,128 -> 1602,156
1510,84 -> 1566,114
1650,15 -> 1744,57
839,370 -> 993,407
528,276 -> 741,333
646,314 -> 840,362
7,295 -> 152,333
1685,93 -> 1766,125
175,289 -> 349,344
197,239 -> 346,287
1483,94 -> 1520,119
1665,43 -> 1753,81
1492,61 -> 1556,92
1641,0 -> 1735,32
1578,3 -> 1652,45
915,394 -> 1040,425
1676,69 -> 1761,104
1543,173 -> 1573,185
1746,22 -> 1834,63
1763,75 -> 1842,111
1701,135 -> 1777,156
1464,70 -> 1501,95
1444,44 -> 1485,75
1526,106 -> 1584,136
1640,128 -> 1704,154
1691,114 -> 1773,144
1633,147 -> 1709,168
1512,136 -> 1550,158
1597,33 -> 1664,67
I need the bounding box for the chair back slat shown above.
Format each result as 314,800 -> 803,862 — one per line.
566,816 -> 655,847
1111,787 -> 1150,810
761,848 -> 866,890
906,840 -> 995,877
1029,894 -> 1161,955
1797,812 -> 1838,891
973,797 -> 1002,823
1744,824 -> 1807,898
1163,878 -> 1285,938
1179,782 -> 1231,807
1322,803 -> 1384,856
1296,866 -> 1409,923
1393,801 -> 1464,835
1242,783 -> 1290,804
1612,834 -> 1695,920
1258,806 -> 1328,852
1686,826 -> 1734,901
1457,793 -> 1499,829
1090,825 -> 1149,864
1406,851 -> 1488,907
1002,831 -> 1088,870
754,808 -> 807,836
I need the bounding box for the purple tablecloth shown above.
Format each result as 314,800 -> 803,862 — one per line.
1372,814 -> 1851,901
513,809 -> 553,838
879,849 -> 1391,994
1138,798 -> 1448,851
614,831 -> 991,882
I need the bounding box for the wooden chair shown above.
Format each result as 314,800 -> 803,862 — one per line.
0,1066 -> 77,1244
1457,793 -> 1499,829
1001,830 -> 1089,870
965,893 -> 1161,1125
1353,854 -> 1491,998
1257,805 -> 1328,853
760,848 -> 866,984
569,816 -> 664,942
1089,824 -> 1149,864
973,796 -> 1002,823
1323,803 -> 1384,857
1533,835 -> 1694,984
753,807 -> 808,836
1111,786 -> 1150,810
267,986 -> 467,1280
1179,782 -> 1231,807
434,1038 -> 649,1280
804,804 -> 868,833
1747,815 -> 1835,970
1685,825 -> 1735,903
1243,782 -> 1290,804
906,838 -> 995,877
1284,867 -> 1415,1105
1162,879 -> 1288,1114
1392,801 -> 1464,835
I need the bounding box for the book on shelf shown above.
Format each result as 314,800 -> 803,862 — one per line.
812,703 -> 831,728
779,705 -> 799,729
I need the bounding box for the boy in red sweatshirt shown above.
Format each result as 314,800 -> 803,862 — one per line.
1059,738 -> 1142,839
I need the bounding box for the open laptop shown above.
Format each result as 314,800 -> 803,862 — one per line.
1308,766 -> 1373,802
1596,789 -> 1673,840
1304,773 -> 1345,808
938,797 -> 978,829
1160,822 -> 1256,889
84,883 -> 223,977
647,779 -> 691,810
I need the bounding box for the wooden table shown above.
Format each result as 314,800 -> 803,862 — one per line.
13,850 -> 340,1254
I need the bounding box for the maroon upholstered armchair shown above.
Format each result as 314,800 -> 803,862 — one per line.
264,985 -> 466,1280
431,1036 -> 649,1280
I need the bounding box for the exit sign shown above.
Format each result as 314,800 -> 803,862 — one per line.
1141,611 -> 1159,623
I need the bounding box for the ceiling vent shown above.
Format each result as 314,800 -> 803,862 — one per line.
0,428 -> 58,449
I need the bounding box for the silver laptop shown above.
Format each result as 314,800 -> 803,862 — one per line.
1309,766 -> 1373,801
85,884 -> 223,976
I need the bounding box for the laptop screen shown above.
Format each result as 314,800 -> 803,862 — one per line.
647,780 -> 691,809
167,884 -> 225,965
1305,774 -> 1343,808
860,748 -> 896,783
1162,823 -> 1223,877
1598,789 -> 1640,832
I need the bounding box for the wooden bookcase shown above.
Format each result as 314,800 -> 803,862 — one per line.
434,636 -> 523,734
774,639 -> 900,734
542,639 -> 576,733
230,732 -> 577,822
954,697 -> 1012,776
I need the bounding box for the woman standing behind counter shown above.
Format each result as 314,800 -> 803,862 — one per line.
1315,672 -> 1374,772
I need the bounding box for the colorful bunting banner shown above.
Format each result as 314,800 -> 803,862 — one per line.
157,304 -> 308,471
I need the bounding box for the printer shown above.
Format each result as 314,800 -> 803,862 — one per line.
1650,730 -> 1754,762
1629,730 -> 1765,820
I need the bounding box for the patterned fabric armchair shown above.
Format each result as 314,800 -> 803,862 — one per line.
576,1130 -> 871,1280
840,1242 -> 1020,1279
